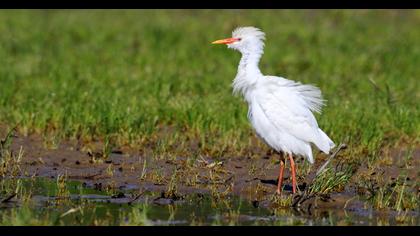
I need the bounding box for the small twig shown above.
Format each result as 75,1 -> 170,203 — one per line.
60,207 -> 82,218
315,143 -> 347,177
245,177 -> 259,183
292,194 -> 305,207
197,155 -> 209,165
128,189 -> 146,204
343,196 -> 357,209
1,193 -> 16,203
292,192 -> 316,207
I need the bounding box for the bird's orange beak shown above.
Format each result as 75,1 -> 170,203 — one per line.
211,37 -> 240,45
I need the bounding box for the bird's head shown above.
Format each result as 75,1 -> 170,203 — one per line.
212,26 -> 265,54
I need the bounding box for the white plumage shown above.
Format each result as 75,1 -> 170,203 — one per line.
213,26 -> 335,194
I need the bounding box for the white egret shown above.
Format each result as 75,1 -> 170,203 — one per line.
212,27 -> 335,194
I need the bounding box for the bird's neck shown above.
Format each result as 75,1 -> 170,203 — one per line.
232,50 -> 263,100
239,51 -> 262,72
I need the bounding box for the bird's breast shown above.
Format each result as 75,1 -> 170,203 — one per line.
247,100 -> 283,151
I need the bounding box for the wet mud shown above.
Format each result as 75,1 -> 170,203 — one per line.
1,126 -> 419,225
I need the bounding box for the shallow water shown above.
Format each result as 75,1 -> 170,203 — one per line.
0,178 -> 418,226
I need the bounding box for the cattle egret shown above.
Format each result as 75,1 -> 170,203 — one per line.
212,27 -> 335,194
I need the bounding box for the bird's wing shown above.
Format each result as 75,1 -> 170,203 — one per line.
268,76 -> 325,114
255,76 -> 325,143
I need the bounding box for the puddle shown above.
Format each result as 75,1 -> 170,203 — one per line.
0,177 -> 417,225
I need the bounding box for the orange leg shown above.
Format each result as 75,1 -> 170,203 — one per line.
288,153 -> 297,194
276,160 -> 285,194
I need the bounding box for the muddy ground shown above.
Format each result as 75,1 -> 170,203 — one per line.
1,126 -> 419,215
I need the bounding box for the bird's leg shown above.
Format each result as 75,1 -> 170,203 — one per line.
288,153 -> 297,194
276,159 -> 285,194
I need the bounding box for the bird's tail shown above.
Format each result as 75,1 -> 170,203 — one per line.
315,129 -> 335,154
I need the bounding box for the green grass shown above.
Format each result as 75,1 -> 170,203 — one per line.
0,10 -> 419,159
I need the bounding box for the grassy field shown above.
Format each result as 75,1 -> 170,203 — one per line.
0,10 -> 419,225
0,10 -> 419,156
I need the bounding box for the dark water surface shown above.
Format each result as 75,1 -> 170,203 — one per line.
0,178 -> 417,226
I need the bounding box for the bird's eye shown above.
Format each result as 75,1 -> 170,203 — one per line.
237,38 -> 242,41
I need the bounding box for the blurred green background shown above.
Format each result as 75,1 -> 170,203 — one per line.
0,10 -> 418,158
